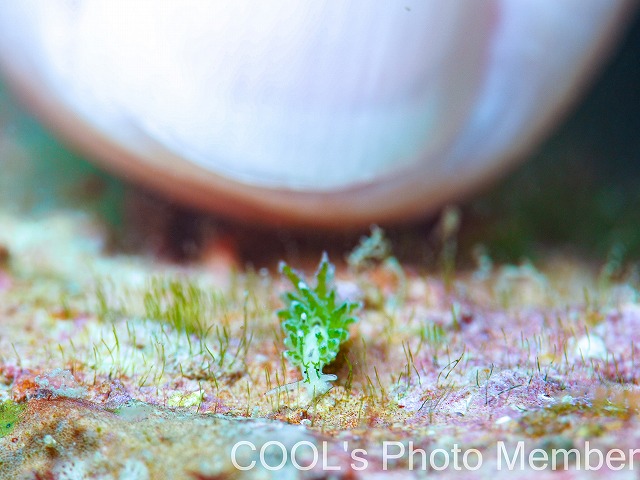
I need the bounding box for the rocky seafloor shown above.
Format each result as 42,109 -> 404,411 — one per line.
1,205 -> 640,479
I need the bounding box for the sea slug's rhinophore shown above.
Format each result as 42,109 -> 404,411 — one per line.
0,1 -> 633,227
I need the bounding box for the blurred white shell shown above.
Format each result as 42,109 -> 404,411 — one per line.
0,1 -> 633,227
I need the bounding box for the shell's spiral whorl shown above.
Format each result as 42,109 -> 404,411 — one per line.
0,1 -> 633,227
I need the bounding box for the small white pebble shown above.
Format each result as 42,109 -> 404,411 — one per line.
495,416 -> 512,425
573,334 -> 608,360
300,419 -> 312,427
43,434 -> 57,447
